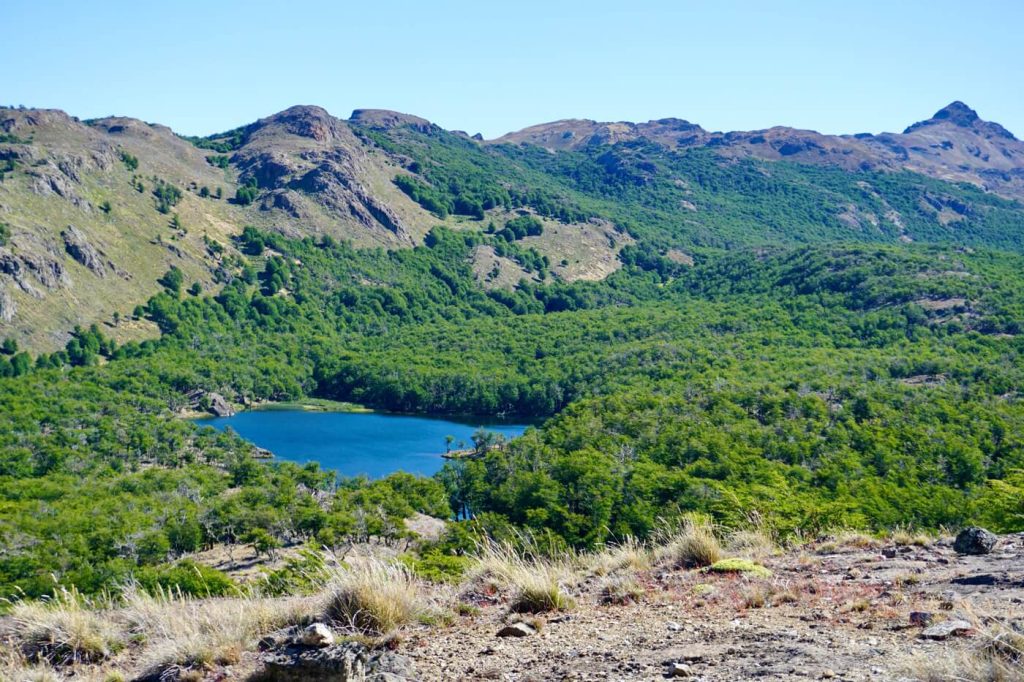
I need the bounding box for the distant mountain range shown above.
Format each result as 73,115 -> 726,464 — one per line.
2,101 -> 1023,350
494,102 -> 1024,200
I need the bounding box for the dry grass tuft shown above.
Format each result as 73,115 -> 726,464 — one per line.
9,586 -> 123,665
122,584 -> 309,677
598,575 -> 645,605
727,528 -> 778,560
889,525 -> 934,547
656,515 -> 723,568
904,617 -> 1024,681
322,558 -> 428,635
588,536 -> 651,576
831,530 -> 882,550
469,540 -> 576,613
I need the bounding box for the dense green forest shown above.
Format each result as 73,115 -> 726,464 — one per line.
2,222 -> 1024,599
3,114 -> 1024,601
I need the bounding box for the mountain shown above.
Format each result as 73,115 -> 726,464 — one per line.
493,101 -> 1024,199
3,101 -> 1024,351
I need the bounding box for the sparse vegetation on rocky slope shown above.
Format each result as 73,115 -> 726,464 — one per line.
2,527 -> 1021,681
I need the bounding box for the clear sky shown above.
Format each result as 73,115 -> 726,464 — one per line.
4,0 -> 1021,140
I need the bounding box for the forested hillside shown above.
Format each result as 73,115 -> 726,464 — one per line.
2,101 -> 1024,601
2,222 -> 1023,599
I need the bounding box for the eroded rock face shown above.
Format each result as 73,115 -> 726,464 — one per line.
953,526 -> 998,555
28,168 -> 92,210
61,225 -> 107,277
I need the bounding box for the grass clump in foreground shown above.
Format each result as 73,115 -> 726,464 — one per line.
323,558 -> 428,635
587,536 -> 651,576
123,584 -> 309,678
656,515 -> 723,568
471,539 -> 576,613
709,558 -> 772,578
9,586 -> 123,665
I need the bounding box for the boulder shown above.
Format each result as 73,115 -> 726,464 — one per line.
496,622 -> 536,638
300,623 -> 335,648
954,527 -> 998,555
921,619 -> 974,640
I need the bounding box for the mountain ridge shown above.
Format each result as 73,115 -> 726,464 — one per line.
492,101 -> 1024,200
3,100 -> 1024,352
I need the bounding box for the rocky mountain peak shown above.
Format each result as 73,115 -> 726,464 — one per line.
254,105 -> 344,143
348,109 -> 432,131
904,101 -> 1016,140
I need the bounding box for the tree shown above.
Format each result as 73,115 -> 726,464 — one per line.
120,150 -> 139,171
445,435 -> 455,453
10,352 -> 31,377
159,267 -> 184,296
235,181 -> 259,206
188,282 -> 202,296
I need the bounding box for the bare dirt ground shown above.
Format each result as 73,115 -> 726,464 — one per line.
397,534 -> 1023,681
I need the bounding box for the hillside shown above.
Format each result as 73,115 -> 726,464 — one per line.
4,102 -> 1024,351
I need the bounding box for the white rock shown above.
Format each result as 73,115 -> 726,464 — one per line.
300,622 -> 335,647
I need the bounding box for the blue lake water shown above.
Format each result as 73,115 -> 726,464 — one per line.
196,410 -> 530,478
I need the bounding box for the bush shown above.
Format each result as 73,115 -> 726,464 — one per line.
235,182 -> 259,206
119,151 -> 138,171
136,561 -> 236,598
152,181 -> 182,214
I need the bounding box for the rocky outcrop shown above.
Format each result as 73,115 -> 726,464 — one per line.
904,101 -> 1017,140
261,639 -> 416,681
28,168 -> 91,210
61,225 -> 107,277
207,392 -> 235,418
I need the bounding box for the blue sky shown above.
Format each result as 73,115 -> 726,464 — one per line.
4,0 -> 1021,139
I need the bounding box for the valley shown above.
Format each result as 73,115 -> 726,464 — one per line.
1,100 -> 1023,682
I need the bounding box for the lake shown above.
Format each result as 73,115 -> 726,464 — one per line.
196,410 -> 530,478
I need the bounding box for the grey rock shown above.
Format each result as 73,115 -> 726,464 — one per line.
207,392 -> 235,417
670,662 -> 693,677
909,611 -> 934,627
954,527 -> 998,555
921,619 -> 974,640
